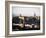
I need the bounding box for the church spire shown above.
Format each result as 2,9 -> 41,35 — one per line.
20,14 -> 22,17
34,12 -> 36,17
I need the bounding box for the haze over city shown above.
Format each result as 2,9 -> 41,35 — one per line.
12,7 -> 40,17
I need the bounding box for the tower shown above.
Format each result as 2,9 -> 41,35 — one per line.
20,14 -> 22,17
34,13 -> 36,17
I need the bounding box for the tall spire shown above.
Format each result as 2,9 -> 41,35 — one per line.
20,14 -> 22,17
34,12 -> 36,17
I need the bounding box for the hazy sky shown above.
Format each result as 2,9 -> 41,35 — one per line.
12,7 -> 40,17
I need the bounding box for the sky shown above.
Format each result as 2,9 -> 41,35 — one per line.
12,7 -> 40,17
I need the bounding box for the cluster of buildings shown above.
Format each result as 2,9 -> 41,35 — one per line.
12,13 -> 40,31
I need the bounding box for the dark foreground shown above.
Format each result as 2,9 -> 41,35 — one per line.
12,16 -> 40,31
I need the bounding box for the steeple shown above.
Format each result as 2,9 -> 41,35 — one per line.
34,12 -> 36,17
20,14 -> 22,17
